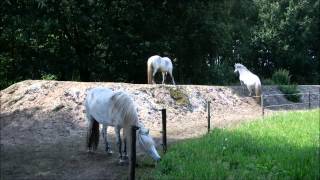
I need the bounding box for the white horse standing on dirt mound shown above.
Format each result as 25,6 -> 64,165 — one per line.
85,87 -> 161,164
147,55 -> 176,85
234,63 -> 262,103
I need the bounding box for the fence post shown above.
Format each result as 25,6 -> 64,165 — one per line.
207,101 -> 211,133
308,91 -> 311,109
161,109 -> 167,153
261,94 -> 264,118
129,126 -> 139,180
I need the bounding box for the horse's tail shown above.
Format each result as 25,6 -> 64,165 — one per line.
86,118 -> 100,151
147,59 -> 153,84
255,82 -> 262,104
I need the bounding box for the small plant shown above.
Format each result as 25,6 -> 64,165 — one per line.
41,73 -> 57,80
168,87 -> 190,106
278,84 -> 301,102
272,69 -> 290,85
272,69 -> 301,102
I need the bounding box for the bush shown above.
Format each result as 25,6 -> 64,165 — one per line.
262,78 -> 274,85
41,73 -> 57,80
278,84 -> 301,102
272,69 -> 300,102
272,69 -> 291,85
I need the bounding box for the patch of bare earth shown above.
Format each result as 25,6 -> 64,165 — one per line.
1,80 -> 319,179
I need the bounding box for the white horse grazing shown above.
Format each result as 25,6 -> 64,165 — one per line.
234,63 -> 262,103
147,55 -> 176,85
85,87 -> 161,164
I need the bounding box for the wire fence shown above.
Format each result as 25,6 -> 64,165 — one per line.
210,91 -> 320,129
130,91 -> 320,179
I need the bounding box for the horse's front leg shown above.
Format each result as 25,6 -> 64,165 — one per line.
116,127 -> 125,164
123,138 -> 128,161
240,81 -> 246,95
248,87 -> 253,96
102,125 -> 112,154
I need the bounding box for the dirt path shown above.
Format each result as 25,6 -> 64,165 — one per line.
1,81 -> 319,179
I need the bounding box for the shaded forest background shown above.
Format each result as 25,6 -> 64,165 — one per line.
1,0 -> 319,89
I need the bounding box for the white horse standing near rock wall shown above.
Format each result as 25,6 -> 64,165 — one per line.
85,87 -> 161,164
147,55 -> 176,85
234,63 -> 262,103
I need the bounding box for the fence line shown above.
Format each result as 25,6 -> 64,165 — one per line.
264,102 -> 308,108
206,91 -> 320,127
234,92 -> 319,99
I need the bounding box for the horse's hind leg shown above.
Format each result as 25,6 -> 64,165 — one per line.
102,125 -> 112,154
152,69 -> 157,84
162,72 -> 166,84
169,71 -> 176,85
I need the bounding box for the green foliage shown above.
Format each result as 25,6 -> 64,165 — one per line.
142,110 -> 319,179
0,0 -> 319,87
208,63 -> 236,85
272,69 -> 291,85
41,73 -> 57,80
271,69 -> 301,102
262,78 -> 274,85
168,87 -> 190,106
279,84 -> 301,102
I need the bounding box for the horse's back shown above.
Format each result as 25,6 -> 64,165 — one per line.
240,71 -> 261,86
86,87 -> 114,124
147,55 -> 161,64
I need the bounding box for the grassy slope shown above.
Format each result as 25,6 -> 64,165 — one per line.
141,110 -> 320,179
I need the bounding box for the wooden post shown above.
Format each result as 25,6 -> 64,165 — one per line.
129,126 -> 139,180
207,101 -> 211,133
308,91 -> 311,109
261,94 -> 264,118
161,109 -> 167,153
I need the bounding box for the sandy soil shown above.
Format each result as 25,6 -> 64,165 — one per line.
1,80 -> 319,180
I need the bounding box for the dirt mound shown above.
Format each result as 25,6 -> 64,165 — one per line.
1,80 -> 319,179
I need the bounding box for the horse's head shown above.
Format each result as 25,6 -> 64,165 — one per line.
234,63 -> 247,74
234,63 -> 240,74
137,126 -> 161,162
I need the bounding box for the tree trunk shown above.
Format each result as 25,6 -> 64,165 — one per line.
75,47 -> 91,82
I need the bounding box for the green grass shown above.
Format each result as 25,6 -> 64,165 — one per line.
142,110 -> 320,179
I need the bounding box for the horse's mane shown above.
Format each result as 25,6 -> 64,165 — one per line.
110,91 -> 138,125
235,63 -> 249,71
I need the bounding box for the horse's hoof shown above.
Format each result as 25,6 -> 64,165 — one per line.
123,155 -> 129,160
106,149 -> 113,155
118,158 -> 129,166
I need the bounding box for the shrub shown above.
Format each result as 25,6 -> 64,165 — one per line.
168,87 -> 190,106
272,69 -> 301,102
272,69 -> 290,85
262,78 -> 274,85
41,73 -> 57,80
278,84 -> 301,102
